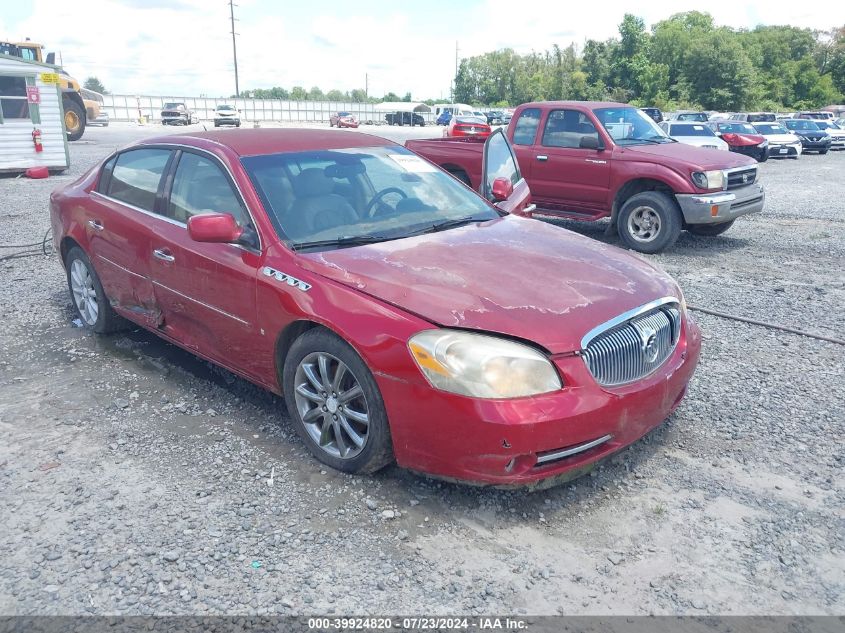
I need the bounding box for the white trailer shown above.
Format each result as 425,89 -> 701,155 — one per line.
0,53 -> 69,173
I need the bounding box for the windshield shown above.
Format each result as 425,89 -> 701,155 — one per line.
814,121 -> 837,130
668,123 -> 716,137
594,107 -> 670,145
217,105 -> 235,111
719,122 -> 756,134
163,103 -> 183,109
753,123 -> 788,135
785,120 -> 820,131
676,112 -> 708,122
242,146 -> 498,250
338,112 -> 351,117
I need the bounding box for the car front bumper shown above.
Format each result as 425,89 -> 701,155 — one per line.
161,114 -> 188,124
379,314 -> 701,487
798,138 -> 832,150
214,117 -> 240,126
676,182 -> 765,225
767,143 -> 802,157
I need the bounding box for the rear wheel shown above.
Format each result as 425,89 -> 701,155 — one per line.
282,328 -> 393,474
688,220 -> 735,237
617,191 -> 682,254
757,149 -> 768,162
819,149 -> 829,155
65,247 -> 124,334
63,97 -> 86,141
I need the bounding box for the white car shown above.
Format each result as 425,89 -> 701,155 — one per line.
659,122 -> 729,150
812,120 -> 845,149
213,104 -> 241,127
751,122 -> 803,158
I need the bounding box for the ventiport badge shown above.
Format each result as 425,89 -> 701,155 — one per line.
262,267 -> 312,291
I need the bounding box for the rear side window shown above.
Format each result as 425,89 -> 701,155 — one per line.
169,152 -> 250,227
107,149 -> 172,212
512,108 -> 541,145
542,109 -> 599,148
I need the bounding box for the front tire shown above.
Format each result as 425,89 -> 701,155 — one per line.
63,97 -> 86,141
688,220 -> 735,237
65,247 -> 124,334
282,328 -> 393,474
819,149 -> 829,155
617,191 -> 682,254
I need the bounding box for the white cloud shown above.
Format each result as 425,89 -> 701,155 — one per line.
5,0 -> 844,99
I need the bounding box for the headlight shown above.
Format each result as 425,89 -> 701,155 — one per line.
408,330 -> 562,399
691,170 -> 725,190
761,140 -> 769,147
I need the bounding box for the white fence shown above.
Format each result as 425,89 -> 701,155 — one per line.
102,94 -> 436,125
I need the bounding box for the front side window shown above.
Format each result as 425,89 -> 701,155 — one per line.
169,152 -> 250,226
541,109 -> 599,148
594,107 -> 671,145
0,76 -> 30,121
242,146 -> 498,248
107,149 -> 172,212
511,108 -> 541,145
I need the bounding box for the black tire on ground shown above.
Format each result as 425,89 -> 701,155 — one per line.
282,328 -> 394,474
214,122 -> 219,127
64,246 -> 125,334
688,220 -> 735,237
236,122 -> 241,127
789,155 -> 799,159
63,97 -> 86,141
616,191 -> 682,254
757,150 -> 768,162
819,149 -> 829,155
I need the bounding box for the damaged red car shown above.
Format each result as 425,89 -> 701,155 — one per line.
50,128 -> 700,487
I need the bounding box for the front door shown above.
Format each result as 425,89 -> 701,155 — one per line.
527,108 -> 610,215
149,150 -> 267,379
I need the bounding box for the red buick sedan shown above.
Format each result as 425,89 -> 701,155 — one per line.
50,128 -> 700,487
329,112 -> 359,128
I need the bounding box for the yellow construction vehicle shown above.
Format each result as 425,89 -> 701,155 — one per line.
0,39 -> 91,141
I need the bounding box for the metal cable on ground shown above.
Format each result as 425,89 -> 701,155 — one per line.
0,228 -> 53,263
688,305 -> 845,346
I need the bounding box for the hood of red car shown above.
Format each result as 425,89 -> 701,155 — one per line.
297,216 -> 679,353
620,141 -> 756,170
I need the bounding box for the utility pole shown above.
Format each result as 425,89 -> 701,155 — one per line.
365,73 -> 368,98
229,0 -> 240,97
452,41 -> 459,103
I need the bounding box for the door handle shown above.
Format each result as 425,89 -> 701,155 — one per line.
536,155 -> 548,161
87,220 -> 104,231
153,249 -> 175,263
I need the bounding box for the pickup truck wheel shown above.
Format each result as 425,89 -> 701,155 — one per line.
617,192 -> 682,254
688,220 -> 735,237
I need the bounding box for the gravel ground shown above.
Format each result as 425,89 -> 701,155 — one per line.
0,123 -> 842,616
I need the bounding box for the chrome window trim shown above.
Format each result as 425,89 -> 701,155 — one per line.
580,296 -> 680,351
91,190 -> 185,227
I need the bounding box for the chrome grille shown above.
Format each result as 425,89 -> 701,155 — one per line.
726,167 -> 757,189
582,303 -> 681,387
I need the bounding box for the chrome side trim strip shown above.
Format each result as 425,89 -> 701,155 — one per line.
92,191 -> 186,227
536,434 -> 613,465
151,280 -> 250,326
97,254 -> 147,281
580,296 -> 679,350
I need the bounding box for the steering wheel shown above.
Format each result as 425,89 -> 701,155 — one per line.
365,187 -> 408,217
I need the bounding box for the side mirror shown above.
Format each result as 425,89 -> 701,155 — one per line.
187,213 -> 243,243
46,52 -> 55,65
490,177 -> 514,202
579,135 -> 602,150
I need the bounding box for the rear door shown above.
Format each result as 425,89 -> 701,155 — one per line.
149,149 -> 268,379
527,108 -> 610,214
88,147 -> 174,326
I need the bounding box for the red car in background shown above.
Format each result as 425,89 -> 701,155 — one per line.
50,128 -> 699,488
445,115 -> 491,138
708,121 -> 769,162
330,112 -> 359,128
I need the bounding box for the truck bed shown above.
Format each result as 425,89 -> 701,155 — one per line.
405,136 -> 487,188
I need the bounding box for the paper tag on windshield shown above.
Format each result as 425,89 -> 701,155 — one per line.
388,154 -> 438,173
693,125 -> 704,130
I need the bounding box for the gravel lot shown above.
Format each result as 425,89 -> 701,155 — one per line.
0,122 -> 842,616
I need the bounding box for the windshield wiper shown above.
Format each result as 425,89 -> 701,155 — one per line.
290,235 -> 392,251
401,215 -> 481,237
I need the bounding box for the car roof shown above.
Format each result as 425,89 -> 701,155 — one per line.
138,129 -> 397,156
521,100 -> 629,109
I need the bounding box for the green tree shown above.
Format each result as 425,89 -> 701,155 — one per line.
83,76 -> 108,94
289,86 -> 307,101
682,29 -> 755,109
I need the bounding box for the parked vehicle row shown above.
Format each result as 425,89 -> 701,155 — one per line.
51,124 -> 702,487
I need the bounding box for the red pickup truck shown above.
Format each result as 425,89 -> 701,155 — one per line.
406,100 -> 765,253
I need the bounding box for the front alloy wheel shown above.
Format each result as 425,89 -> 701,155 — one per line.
283,328 -> 393,474
294,352 -> 370,460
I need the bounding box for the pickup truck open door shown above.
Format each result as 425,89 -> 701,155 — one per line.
481,129 -> 534,216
